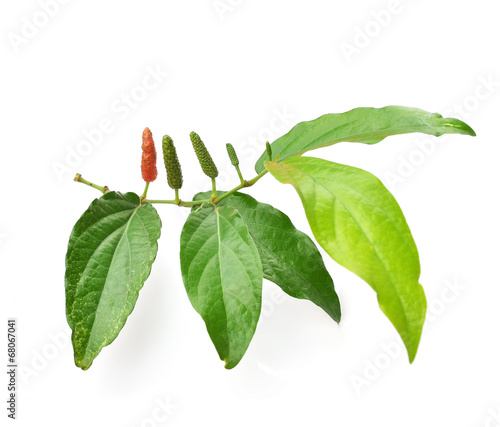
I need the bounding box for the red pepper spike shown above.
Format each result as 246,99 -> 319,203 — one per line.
141,127 -> 158,182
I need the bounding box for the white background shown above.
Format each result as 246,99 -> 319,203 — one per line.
2,1 -> 500,426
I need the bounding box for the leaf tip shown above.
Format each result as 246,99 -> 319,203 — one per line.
75,358 -> 92,371
402,334 -> 422,364
223,356 -> 240,370
444,118 -> 477,137
333,313 -> 341,324
407,348 -> 418,364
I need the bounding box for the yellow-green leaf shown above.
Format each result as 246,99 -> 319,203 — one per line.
266,156 -> 426,362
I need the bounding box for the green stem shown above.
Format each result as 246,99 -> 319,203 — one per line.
211,178 -> 217,200
214,168 -> 268,205
245,168 -> 268,187
146,199 -> 209,207
145,199 -> 177,204
141,182 -> 150,199
146,169 -> 268,207
74,173 -> 108,194
75,166 -> 269,208
235,165 -> 245,185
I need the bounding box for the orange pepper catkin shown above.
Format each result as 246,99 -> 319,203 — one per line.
141,127 -> 158,182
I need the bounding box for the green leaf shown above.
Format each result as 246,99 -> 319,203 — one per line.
265,157 -> 426,362
180,205 -> 263,369
255,106 -> 476,173
194,191 -> 341,323
65,191 -> 161,370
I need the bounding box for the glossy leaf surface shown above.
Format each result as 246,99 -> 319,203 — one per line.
194,191 -> 341,322
180,205 -> 262,369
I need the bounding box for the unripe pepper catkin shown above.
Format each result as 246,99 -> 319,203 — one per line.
190,131 -> 218,178
162,135 -> 183,190
141,127 -> 158,182
226,143 -> 239,166
266,141 -> 273,160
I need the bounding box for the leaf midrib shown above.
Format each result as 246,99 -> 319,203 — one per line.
215,208 -> 230,360
291,123 -> 444,159
80,203 -> 142,359
68,205 -> 136,252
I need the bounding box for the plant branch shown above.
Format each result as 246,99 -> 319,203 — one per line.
213,168 -> 268,204
74,173 -> 109,194
146,169 -> 269,207
74,165 -> 269,208
146,198 -> 209,207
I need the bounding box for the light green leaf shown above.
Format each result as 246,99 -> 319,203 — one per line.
194,191 -> 341,322
265,157 -> 426,362
180,205 -> 263,369
65,191 -> 161,370
255,106 -> 476,172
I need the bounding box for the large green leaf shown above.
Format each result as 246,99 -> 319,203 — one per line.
65,191 -> 161,370
194,191 -> 341,322
180,205 -> 263,369
255,106 -> 476,172
265,157 -> 426,362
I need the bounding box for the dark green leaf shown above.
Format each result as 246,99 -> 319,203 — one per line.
265,157 -> 426,362
255,106 -> 476,173
194,191 -> 341,323
180,205 -> 262,369
65,192 -> 161,370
